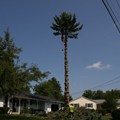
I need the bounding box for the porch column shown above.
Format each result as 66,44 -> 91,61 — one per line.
37,100 -> 39,109
28,100 -> 30,109
18,98 -> 21,114
7,98 -> 10,108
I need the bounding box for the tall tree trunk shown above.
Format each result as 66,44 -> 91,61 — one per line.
64,38 -> 69,107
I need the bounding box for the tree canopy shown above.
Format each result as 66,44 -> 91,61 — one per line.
34,77 -> 64,101
82,89 -> 120,111
82,89 -> 120,99
51,12 -> 83,41
0,30 -> 49,98
102,91 -> 119,112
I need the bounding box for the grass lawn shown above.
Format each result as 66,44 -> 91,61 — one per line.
0,114 -> 113,120
0,114 -> 48,120
102,115 -> 112,120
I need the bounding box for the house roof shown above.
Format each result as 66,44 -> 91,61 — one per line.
93,99 -> 105,104
70,96 -> 105,104
70,96 -> 95,103
117,99 -> 120,103
70,96 -> 120,105
13,93 -> 63,104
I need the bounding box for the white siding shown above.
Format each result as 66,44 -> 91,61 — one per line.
45,102 -> 52,113
0,95 -> 62,114
0,98 -> 4,107
45,102 -> 62,113
69,97 -> 97,110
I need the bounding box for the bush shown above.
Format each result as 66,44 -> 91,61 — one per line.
97,109 -> 107,115
21,108 -> 46,117
0,107 -> 9,114
32,109 -> 46,116
21,108 -> 33,115
47,109 -> 69,120
0,114 -> 48,120
47,108 -> 102,120
75,108 -> 101,120
111,109 -> 120,120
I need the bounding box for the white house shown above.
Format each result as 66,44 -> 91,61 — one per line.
0,93 -> 63,114
69,96 -> 120,110
0,97 -> 5,107
117,99 -> 120,109
69,96 -> 105,110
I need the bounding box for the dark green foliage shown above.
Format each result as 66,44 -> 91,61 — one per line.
103,92 -> 118,112
31,109 -> 46,116
111,109 -> 120,120
0,107 -> 9,114
51,12 -> 83,39
47,110 -> 69,120
0,109 -> 102,120
21,108 -> 33,114
82,89 -> 120,99
0,30 -> 22,96
0,30 -> 49,105
21,108 -> 46,117
47,108 -> 102,120
34,77 -> 64,101
83,90 -> 105,99
106,89 -> 120,99
0,114 -> 48,120
83,90 -> 96,99
74,108 -> 101,120
97,109 -> 107,116
83,89 -> 120,113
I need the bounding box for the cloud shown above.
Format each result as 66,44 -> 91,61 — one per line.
86,61 -> 111,70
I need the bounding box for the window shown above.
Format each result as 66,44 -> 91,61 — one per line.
85,103 -> 93,109
74,104 -> 79,107
30,100 -> 36,105
16,99 -> 19,107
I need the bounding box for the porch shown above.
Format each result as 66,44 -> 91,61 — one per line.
7,93 -> 62,114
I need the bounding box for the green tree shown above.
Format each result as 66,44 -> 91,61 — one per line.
34,77 -> 64,101
83,90 -> 105,99
0,30 -> 22,105
103,92 -> 118,112
94,90 -> 105,99
82,90 -> 96,99
110,89 -> 120,99
0,30 -> 49,106
51,12 -> 83,106
83,89 -> 120,99
83,89 -> 120,112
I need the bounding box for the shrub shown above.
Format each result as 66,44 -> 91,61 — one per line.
111,109 -> 120,120
21,108 -> 32,114
47,108 -> 102,120
74,108 -> 101,120
47,109 -> 69,120
97,109 -> 107,115
32,109 -> 46,116
0,114 -> 48,120
21,108 -> 46,117
0,107 -> 9,114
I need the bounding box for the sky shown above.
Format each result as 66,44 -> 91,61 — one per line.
0,0 -> 120,99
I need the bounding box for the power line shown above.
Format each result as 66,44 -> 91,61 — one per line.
71,1 -> 120,97
71,74 -> 120,95
102,0 -> 120,33
89,75 -> 120,90
110,0 -> 120,23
